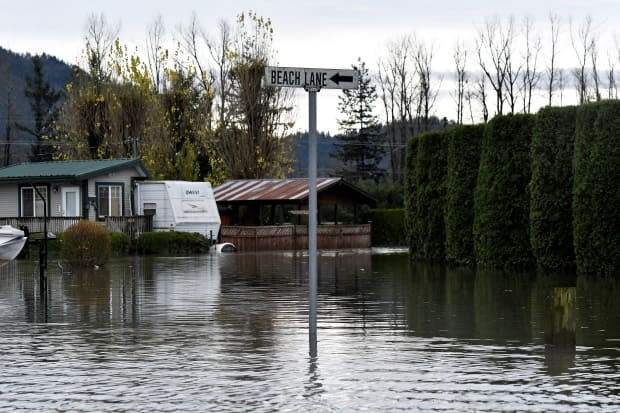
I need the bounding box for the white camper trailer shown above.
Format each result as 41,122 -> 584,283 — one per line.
134,181 -> 221,242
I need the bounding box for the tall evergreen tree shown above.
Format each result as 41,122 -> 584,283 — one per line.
20,54 -> 62,161
333,58 -> 385,182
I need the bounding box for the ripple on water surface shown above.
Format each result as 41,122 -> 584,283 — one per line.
0,252 -> 619,411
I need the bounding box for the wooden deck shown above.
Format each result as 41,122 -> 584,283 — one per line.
220,224 -> 371,251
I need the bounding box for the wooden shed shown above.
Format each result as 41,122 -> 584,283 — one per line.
213,178 -> 376,251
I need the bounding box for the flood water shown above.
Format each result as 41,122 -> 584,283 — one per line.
1,249 -> 619,412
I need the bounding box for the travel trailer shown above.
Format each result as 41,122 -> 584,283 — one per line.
134,181 -> 221,243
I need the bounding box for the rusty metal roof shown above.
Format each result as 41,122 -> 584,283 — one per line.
214,178 -> 375,204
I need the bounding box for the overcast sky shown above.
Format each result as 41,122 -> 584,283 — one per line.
2,0 -> 619,132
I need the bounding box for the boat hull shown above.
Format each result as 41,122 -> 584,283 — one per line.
0,236 -> 27,260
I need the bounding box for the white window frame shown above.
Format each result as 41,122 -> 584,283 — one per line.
97,183 -> 123,219
20,185 -> 48,217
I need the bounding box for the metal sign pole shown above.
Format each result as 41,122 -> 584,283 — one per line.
264,65 -> 358,359
308,88 -> 318,358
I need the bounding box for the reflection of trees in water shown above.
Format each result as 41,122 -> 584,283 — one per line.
0,260 -> 45,322
473,268 -> 536,342
577,275 -> 620,347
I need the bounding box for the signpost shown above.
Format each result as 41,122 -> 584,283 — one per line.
265,66 -> 358,357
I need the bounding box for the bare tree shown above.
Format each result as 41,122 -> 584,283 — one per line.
590,36 -> 602,101
179,12 -> 215,131
501,16 -> 521,114
465,84 -> 476,124
206,19 -> 233,131
558,68 -> 565,106
223,11 -> 295,179
377,34 -> 416,183
476,16 -> 512,116
521,16 -> 542,114
146,15 -> 167,93
570,15 -> 594,104
84,13 -> 119,94
414,37 -> 440,131
608,51 -> 617,99
547,13 -> 560,106
476,73 -> 489,123
453,41 -> 467,124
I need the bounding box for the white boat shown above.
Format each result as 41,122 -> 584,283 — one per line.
0,225 -> 27,260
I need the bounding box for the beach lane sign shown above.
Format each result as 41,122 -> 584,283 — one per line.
264,66 -> 358,90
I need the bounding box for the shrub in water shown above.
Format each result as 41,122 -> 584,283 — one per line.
62,220 -> 111,268
110,232 -> 131,255
137,231 -> 210,254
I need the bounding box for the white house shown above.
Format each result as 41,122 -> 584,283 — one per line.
0,158 -> 149,222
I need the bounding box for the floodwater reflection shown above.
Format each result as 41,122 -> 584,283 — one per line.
0,250 -> 619,412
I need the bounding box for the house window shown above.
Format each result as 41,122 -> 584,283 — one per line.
97,184 -> 123,218
20,186 -> 48,217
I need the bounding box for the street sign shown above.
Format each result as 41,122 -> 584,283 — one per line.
264,66 -> 358,90
265,64 -> 359,357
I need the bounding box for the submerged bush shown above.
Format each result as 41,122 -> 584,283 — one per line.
110,232 -> 131,255
62,220 -> 111,268
136,231 -> 211,254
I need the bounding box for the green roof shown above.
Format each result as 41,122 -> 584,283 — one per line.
0,158 -> 149,181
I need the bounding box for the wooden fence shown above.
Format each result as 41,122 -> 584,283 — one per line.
220,224 -> 371,251
0,216 -> 152,240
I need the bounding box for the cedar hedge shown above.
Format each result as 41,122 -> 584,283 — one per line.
404,135 -> 419,254
530,106 -> 577,270
473,114 -> 535,268
445,124 -> 484,265
573,101 -> 620,275
366,208 -> 406,246
413,131 -> 447,261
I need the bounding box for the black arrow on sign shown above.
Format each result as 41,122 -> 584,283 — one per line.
329,73 -> 354,85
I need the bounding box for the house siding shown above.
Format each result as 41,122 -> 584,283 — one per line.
87,167 -> 142,220
0,165 -> 146,221
0,185 -> 17,216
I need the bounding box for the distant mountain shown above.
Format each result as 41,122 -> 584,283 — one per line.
0,47 -> 73,165
289,131 -> 343,177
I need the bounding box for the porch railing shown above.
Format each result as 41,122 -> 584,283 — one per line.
0,216 -> 152,240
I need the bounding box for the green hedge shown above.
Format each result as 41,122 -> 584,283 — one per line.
474,114 -> 535,268
404,135 -> 419,254
573,101 -> 620,275
445,124 -> 484,265
413,131 -> 447,261
110,232 -> 131,255
367,208 -> 406,246
529,106 -> 577,270
136,231 -> 211,255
